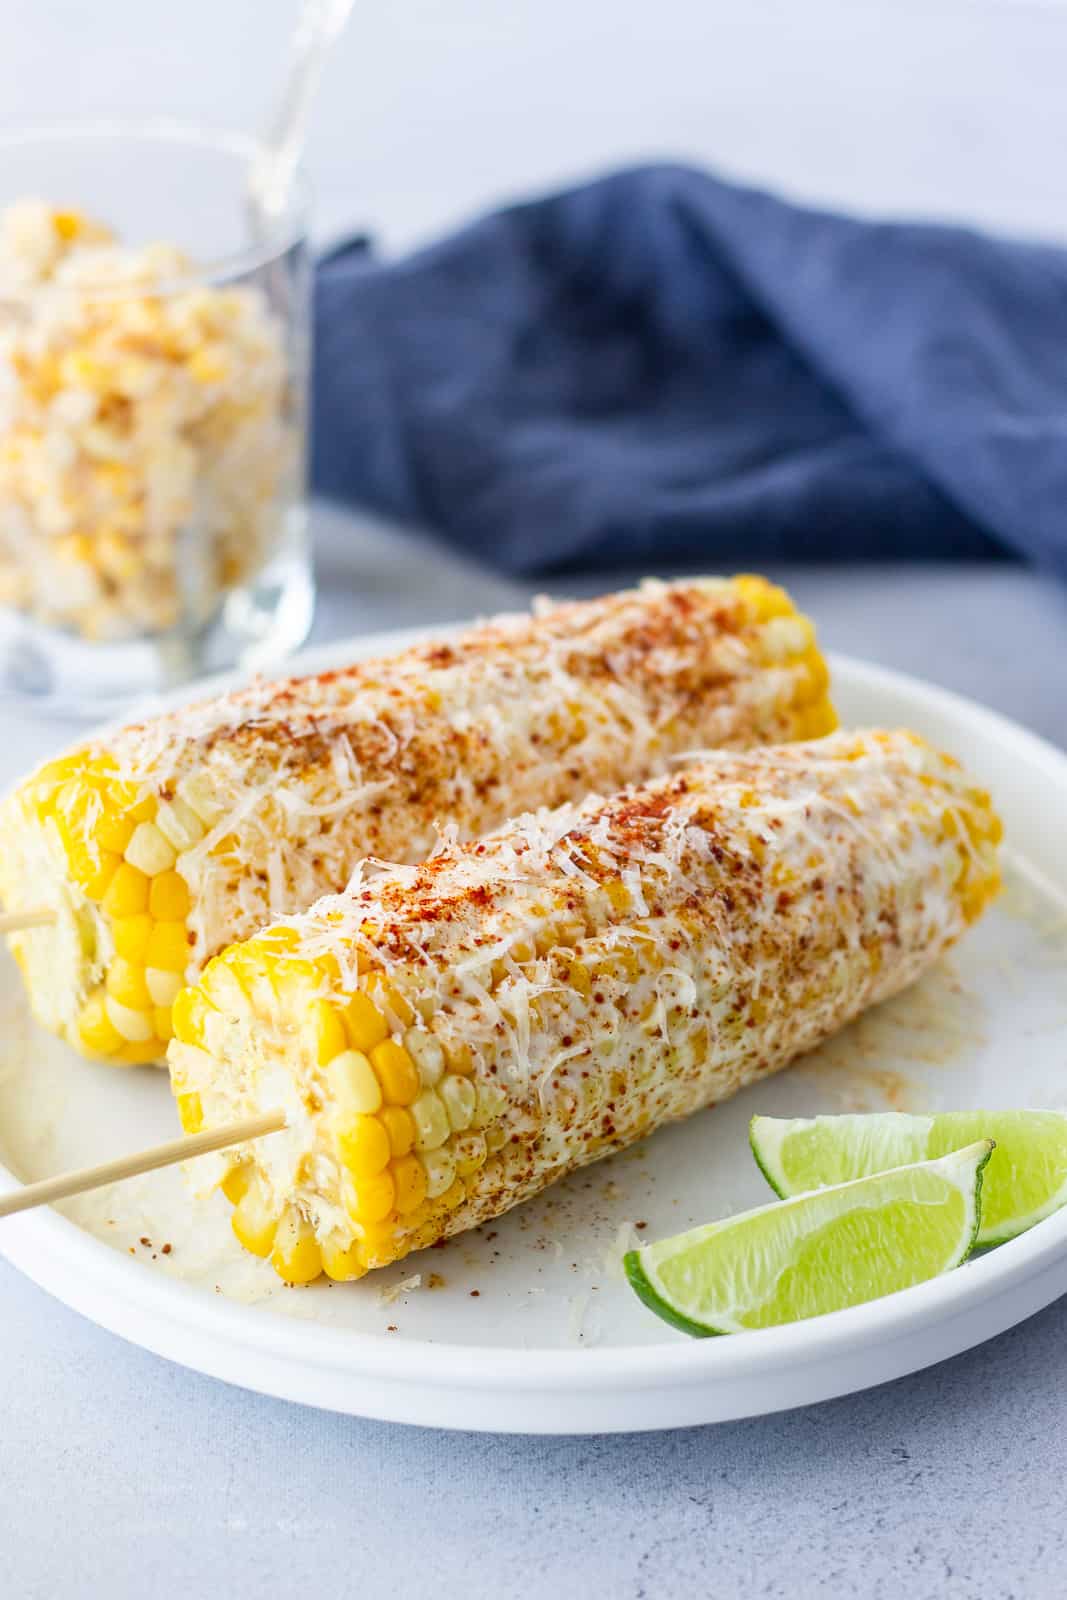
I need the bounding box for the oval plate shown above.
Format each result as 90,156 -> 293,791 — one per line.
1,637 -> 1066,1433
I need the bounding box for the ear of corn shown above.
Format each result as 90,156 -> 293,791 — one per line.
167,729 -> 1001,1285
0,576 -> 835,1064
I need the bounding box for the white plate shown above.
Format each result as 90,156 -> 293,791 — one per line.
1,636 -> 1066,1434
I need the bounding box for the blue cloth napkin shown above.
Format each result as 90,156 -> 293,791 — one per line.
312,164 -> 1067,577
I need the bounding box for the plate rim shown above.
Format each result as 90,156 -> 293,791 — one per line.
2,635 -> 1066,1420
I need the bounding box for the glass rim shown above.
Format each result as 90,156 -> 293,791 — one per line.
0,118 -> 310,296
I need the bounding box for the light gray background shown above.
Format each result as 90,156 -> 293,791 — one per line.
2,4 -> 1067,1597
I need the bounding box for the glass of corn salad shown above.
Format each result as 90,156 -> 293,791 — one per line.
0,123 -> 313,710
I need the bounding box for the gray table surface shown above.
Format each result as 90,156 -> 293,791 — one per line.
2,508 -> 1065,1600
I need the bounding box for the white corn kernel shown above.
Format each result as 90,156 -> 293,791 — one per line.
105,993 -> 153,1042
410,1088 -> 450,1151
454,1130 -> 487,1176
404,1027 -> 444,1087
422,1148 -> 456,1199
155,797 -> 206,852
145,967 -> 183,1006
124,820 -> 177,876
176,773 -> 225,826
328,1049 -> 382,1115
439,1073 -> 476,1132
473,1080 -> 508,1128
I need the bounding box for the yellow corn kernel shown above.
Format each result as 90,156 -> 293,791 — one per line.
272,1209 -> 323,1285
106,956 -> 151,1010
232,1179 -> 279,1258
334,1112 -> 391,1179
341,990 -> 389,1053
105,993 -> 153,1042
76,989 -> 122,1055
439,1074 -> 476,1132
380,1105 -> 414,1159
605,879 -> 631,916
422,1148 -> 457,1199
366,973 -> 413,1027
124,820 -> 177,877
115,1039 -> 164,1066
95,810 -> 134,855
405,1027 -> 445,1087
177,1091 -> 204,1132
392,1154 -> 428,1214
473,1080 -> 508,1128
309,999 -> 346,1066
221,1164 -> 252,1205
146,967 -> 183,1007
454,1130 -> 488,1176
443,1039 -> 475,1077
153,1005 -> 174,1041
439,1178 -> 467,1212
321,1238 -> 366,1282
410,1088 -> 450,1151
148,870 -> 190,921
370,1038 -> 419,1105
199,959 -> 250,1017
102,862 -> 149,917
343,1168 -> 396,1225
188,346 -> 229,384
171,986 -> 214,1046
328,1049 -> 382,1114
112,912 -> 152,961
485,1124 -> 509,1153
145,920 -> 190,971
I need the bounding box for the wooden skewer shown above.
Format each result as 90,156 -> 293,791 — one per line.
0,1108 -> 287,1219
0,908 -> 56,934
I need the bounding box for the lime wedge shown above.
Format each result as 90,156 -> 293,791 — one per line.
625,1142 -> 992,1336
752,1110 -> 1067,1247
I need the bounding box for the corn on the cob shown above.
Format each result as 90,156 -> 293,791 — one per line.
167,728 -> 1001,1285
0,576 -> 834,1066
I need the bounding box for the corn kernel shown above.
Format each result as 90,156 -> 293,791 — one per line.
177,1091 -> 204,1132
343,1168 -> 396,1225
405,1028 -> 445,1087
155,797 -> 205,852
454,1130 -> 488,1176
309,999 -> 346,1066
272,1209 -> 323,1285
485,1123 -> 509,1152
170,986 -> 214,1046
370,1038 -> 419,1105
334,1112 -> 391,1178
443,1039 -> 475,1077
83,851 -> 121,899
321,1238 -> 366,1281
328,1049 -> 382,1114
392,1154 -> 428,1213
95,810 -> 134,854
105,992 -> 153,1041
473,1080 -> 508,1128
366,973 -> 413,1027
341,990 -> 389,1052
153,1005 -> 174,1041
149,870 -> 190,920
106,956 -> 150,1010
411,1088 -> 450,1151
145,920 -> 190,971
115,1039 -> 164,1066
380,1105 -> 414,1159
146,967 -> 183,1006
76,989 -> 122,1055
221,1165 -> 251,1205
232,1180 -> 278,1257
125,820 -> 177,877
422,1148 -> 457,1199
112,912 -> 152,961
440,1073 -> 476,1132
102,862 -> 149,917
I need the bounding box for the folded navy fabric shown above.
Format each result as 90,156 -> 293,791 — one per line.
312,164 -> 1067,576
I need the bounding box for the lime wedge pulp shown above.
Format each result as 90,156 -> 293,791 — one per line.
624,1142 -> 992,1336
751,1110 -> 1067,1248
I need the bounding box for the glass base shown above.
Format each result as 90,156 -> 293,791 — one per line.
0,543 -> 314,719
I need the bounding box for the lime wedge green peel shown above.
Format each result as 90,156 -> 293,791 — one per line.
751,1110 -> 1067,1248
624,1141 -> 992,1337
